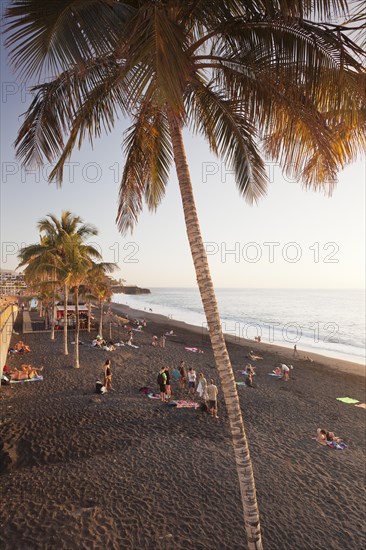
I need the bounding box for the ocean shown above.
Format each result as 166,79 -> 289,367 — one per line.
113,288 -> 365,365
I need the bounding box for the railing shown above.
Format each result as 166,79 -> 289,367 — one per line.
1,304 -> 18,382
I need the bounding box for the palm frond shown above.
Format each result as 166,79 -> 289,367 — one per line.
4,0 -> 136,79
116,100 -> 173,234
187,81 -> 268,202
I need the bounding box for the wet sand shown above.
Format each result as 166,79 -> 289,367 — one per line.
0,306 -> 365,549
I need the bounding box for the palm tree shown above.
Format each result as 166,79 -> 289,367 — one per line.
5,2 -> 365,547
71,261 -> 117,366
37,212 -> 100,356
91,273 -> 114,339
18,238 -> 60,337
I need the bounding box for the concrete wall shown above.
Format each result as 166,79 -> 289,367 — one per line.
0,305 -> 18,380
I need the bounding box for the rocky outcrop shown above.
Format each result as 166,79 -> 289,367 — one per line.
112,285 -> 150,295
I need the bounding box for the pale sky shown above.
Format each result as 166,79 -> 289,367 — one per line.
1,16 -> 365,290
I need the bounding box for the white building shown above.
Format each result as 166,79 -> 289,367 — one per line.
0,270 -> 27,296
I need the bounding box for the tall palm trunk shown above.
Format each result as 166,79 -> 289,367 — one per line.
168,109 -> 263,549
39,299 -> 43,317
99,298 -> 103,338
74,287 -> 80,368
50,287 -> 55,340
44,305 -> 49,329
87,300 -> 91,333
63,283 -> 69,355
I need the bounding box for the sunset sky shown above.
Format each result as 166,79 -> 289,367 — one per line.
1,17 -> 365,290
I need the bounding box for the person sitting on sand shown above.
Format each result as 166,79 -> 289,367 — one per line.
151,335 -> 158,347
126,332 -> 133,346
14,341 -> 31,353
246,363 -> 255,375
316,428 -> 343,445
245,364 -> 255,387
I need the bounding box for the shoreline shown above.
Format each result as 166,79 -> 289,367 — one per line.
110,301 -> 366,377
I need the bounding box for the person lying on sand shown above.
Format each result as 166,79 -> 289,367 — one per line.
10,365 -> 43,380
247,350 -> 263,361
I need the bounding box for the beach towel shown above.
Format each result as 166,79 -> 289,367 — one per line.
238,370 -> 256,376
235,381 -> 246,386
327,441 -> 347,450
355,403 -> 366,409
185,347 -> 204,353
336,397 -> 360,404
168,400 -> 200,409
268,373 -> 282,377
172,369 -> 180,380
10,376 -> 43,384
147,393 -> 160,399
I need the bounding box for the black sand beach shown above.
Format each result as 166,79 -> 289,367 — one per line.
0,305 -> 365,549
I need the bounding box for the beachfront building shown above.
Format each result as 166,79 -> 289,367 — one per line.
54,303 -> 89,329
0,269 -> 27,296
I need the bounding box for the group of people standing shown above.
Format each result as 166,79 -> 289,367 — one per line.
158,361 -> 219,418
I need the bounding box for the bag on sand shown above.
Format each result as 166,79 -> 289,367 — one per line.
95,381 -> 106,394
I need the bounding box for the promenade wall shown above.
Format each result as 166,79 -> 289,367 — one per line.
0,304 -> 18,379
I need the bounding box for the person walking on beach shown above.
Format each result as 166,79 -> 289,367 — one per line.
160,335 -> 166,348
293,344 -> 298,357
178,361 -> 187,394
104,359 -> 113,391
157,367 -> 167,402
207,379 -> 219,418
188,367 -> 197,396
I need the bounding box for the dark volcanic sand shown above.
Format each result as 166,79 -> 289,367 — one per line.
0,307 -> 365,550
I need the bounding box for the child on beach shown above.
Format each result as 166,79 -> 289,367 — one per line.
152,335 -> 158,347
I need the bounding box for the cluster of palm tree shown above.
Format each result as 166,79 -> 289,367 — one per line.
18,211 -> 117,368
5,1 -> 365,548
